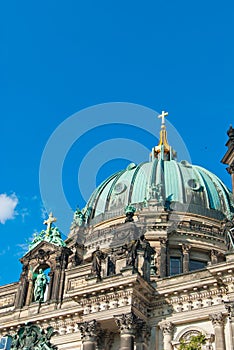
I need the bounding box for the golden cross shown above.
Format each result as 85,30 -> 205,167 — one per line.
158,110 -> 168,126
43,212 -> 57,232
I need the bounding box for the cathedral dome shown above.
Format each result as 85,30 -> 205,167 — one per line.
83,112 -> 234,225
85,158 -> 234,224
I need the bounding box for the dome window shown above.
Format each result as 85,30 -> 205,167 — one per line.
187,179 -> 201,191
113,182 -> 127,195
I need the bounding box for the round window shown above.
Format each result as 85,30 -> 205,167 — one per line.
187,179 -> 201,191
113,182 -> 127,194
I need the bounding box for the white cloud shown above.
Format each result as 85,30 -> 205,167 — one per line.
0,193 -> 18,224
40,206 -> 47,219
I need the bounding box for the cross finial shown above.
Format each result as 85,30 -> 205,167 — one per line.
43,212 -> 57,232
158,110 -> 168,126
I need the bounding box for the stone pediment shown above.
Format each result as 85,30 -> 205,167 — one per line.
20,241 -> 71,269
22,240 -> 66,259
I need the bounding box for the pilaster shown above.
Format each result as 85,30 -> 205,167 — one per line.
159,238 -> 167,277
225,302 -> 234,348
135,320 -> 151,350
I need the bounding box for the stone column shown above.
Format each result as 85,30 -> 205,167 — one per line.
58,259 -> 67,302
15,265 -> 28,308
209,312 -> 226,350
78,320 -> 100,350
159,321 -> 174,350
135,320 -> 151,350
96,330 -> 114,350
225,303 -> 234,349
182,244 -> 191,273
51,256 -> 61,301
159,238 -> 167,277
47,270 -> 54,300
25,278 -> 33,306
114,312 -> 137,350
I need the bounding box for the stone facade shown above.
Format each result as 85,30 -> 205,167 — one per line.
0,125 -> 234,349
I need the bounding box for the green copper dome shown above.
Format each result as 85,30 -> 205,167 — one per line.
83,114 -> 234,225
84,158 -> 234,224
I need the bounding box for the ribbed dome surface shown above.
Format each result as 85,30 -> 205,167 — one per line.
86,159 -> 234,223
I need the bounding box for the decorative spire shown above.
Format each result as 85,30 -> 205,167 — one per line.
157,110 -> 170,151
151,110 -> 176,161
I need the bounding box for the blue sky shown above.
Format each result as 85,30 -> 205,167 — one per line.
0,0 -> 234,285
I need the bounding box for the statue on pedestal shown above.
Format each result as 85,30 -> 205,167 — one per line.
126,240 -> 139,270
33,268 -> 48,302
125,204 -> 136,222
91,246 -> 106,280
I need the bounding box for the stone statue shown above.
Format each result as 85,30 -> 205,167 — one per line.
33,269 -> 48,302
84,206 -> 92,223
125,204 -> 136,222
143,197 -> 148,208
107,249 -> 116,276
10,333 -> 20,349
40,326 -> 57,349
9,323 -> 57,350
72,207 -> 85,227
91,246 -> 106,280
126,240 -> 139,269
47,227 -> 66,247
28,231 -> 45,251
222,217 -> 234,250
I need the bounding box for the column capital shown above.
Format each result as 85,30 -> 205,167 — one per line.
114,312 -> 138,334
78,319 -> 100,341
209,312 -> 225,326
225,301 -> 234,318
159,321 -> 174,335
